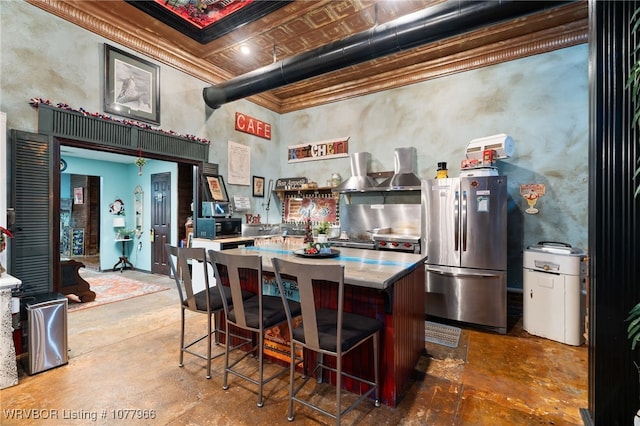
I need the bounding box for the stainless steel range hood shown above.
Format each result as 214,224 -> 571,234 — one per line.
377,147 -> 422,191
334,152 -> 377,193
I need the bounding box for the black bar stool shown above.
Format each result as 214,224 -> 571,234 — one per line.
209,249 -> 302,407
272,258 -> 383,425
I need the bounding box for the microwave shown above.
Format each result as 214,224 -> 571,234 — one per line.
195,217 -> 241,239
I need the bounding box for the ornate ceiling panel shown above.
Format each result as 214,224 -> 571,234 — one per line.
27,0 -> 587,113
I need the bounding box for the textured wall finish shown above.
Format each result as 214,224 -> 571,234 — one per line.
281,44 -> 588,288
1,1 -> 588,290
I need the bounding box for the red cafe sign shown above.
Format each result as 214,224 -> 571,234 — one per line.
235,112 -> 271,140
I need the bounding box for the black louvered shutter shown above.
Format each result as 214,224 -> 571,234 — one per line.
9,130 -> 53,295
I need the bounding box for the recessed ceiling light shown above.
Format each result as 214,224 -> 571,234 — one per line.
240,44 -> 251,55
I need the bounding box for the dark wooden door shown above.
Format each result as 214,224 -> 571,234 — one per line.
151,172 -> 171,275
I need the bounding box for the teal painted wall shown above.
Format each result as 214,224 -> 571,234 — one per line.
61,155 -> 176,271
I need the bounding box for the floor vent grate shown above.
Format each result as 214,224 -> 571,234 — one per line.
424,321 -> 462,348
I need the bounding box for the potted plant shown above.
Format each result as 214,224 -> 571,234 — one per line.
315,221 -> 330,243
627,304 -> 640,425
627,9 -> 640,424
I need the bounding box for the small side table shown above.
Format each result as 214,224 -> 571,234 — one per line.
113,238 -> 134,273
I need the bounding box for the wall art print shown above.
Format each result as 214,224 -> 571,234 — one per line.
253,176 -> 265,197
104,44 -> 160,125
287,137 -> 349,163
283,196 -> 337,223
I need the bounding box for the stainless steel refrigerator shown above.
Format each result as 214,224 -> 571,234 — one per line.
421,176 -> 507,334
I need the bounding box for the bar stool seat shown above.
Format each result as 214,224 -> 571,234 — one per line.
292,309 -> 383,352
227,294 -> 291,327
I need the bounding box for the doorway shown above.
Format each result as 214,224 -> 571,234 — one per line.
58,146 -> 196,275
60,174 -> 101,269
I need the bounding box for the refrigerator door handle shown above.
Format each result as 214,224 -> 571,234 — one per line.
454,190 -> 460,251
462,190 -> 467,252
426,266 -> 501,279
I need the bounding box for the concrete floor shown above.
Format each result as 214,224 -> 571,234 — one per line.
1,269 -> 587,425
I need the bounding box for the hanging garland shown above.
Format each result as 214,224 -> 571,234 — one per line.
29,98 -> 210,145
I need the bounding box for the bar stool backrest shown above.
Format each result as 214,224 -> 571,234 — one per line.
272,258 -> 345,353
166,245 -> 213,313
209,250 -> 262,329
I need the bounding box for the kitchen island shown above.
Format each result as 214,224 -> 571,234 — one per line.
218,244 -> 426,407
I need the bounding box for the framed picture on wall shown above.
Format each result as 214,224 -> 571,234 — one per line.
73,187 -> 84,205
204,175 -> 229,202
103,44 -> 160,125
253,176 -> 265,197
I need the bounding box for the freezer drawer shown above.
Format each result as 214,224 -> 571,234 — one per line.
24,292 -> 68,375
425,266 -> 506,334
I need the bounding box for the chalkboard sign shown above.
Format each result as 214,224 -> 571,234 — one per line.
274,177 -> 308,190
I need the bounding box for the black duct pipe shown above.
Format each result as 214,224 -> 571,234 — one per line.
203,0 -> 572,109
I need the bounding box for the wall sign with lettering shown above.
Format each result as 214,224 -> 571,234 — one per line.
274,177 -> 308,190
287,137 -> 349,163
235,112 -> 271,140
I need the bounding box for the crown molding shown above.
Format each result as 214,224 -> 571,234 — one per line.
26,0 -> 587,114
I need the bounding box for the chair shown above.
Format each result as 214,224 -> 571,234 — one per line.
272,258 -> 383,425
208,249 -> 302,407
165,245 -> 242,379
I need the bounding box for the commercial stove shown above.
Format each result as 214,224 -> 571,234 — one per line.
373,233 -> 421,253
328,238 -> 375,250
329,233 -> 421,253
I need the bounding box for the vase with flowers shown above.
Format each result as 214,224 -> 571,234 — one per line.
0,226 -> 14,277
135,156 -> 146,176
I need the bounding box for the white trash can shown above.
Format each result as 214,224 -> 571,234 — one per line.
523,242 -> 587,346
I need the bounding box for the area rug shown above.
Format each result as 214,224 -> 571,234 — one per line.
425,321 -> 462,348
68,273 -> 169,312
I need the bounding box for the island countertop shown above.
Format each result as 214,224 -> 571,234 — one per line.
219,244 -> 427,290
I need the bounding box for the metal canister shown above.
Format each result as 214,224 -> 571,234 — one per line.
331,173 -> 342,187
